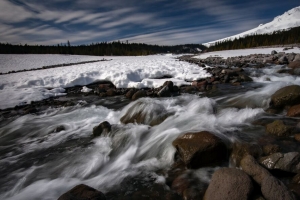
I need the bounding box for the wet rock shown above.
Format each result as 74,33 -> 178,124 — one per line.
278,56 -> 288,64
172,131 -> 227,169
259,152 -> 300,173
172,171 -> 206,199
261,175 -> 296,200
58,184 -> 106,200
288,61 -> 300,69
240,74 -> 253,82
293,54 -> 300,62
203,168 -> 254,200
106,89 -> 117,96
93,121 -> 111,137
50,125 -> 66,133
230,142 -> 262,167
270,85 -> 300,109
163,81 -> 174,90
125,89 -> 137,99
158,85 -> 172,97
262,144 -> 281,156
120,100 -> 171,126
287,104 -> 300,117
288,53 -> 296,62
131,90 -> 147,100
265,120 -> 292,137
295,134 -> 300,142
240,155 -> 271,185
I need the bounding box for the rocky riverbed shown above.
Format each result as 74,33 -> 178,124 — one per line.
1,51 -> 300,200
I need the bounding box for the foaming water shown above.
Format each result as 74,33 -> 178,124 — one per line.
2,64 -> 300,199
0,94 -> 263,199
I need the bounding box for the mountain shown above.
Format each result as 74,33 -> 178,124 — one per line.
203,6 -> 300,47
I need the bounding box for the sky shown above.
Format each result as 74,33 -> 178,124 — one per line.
0,0 -> 299,46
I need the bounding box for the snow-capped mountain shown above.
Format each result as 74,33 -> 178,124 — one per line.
204,6 -> 300,47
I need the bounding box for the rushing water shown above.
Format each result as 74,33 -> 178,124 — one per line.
0,65 -> 299,199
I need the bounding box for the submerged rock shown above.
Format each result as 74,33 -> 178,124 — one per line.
58,184 -> 106,200
120,100 -> 171,126
230,142 -> 262,167
204,168 -> 253,200
93,121 -> 111,137
172,131 -> 227,169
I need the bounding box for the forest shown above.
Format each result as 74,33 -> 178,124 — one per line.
208,26 -> 300,51
0,41 -> 206,55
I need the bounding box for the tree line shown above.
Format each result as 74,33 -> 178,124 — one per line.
208,26 -> 300,51
0,41 -> 206,55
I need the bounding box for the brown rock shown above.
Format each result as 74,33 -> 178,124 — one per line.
270,85 -> 300,109
287,104 -> 300,117
125,89 -> 137,99
262,144 -> 280,156
58,184 -> 106,200
265,120 -> 291,137
295,134 -> 300,142
172,131 -> 227,168
203,168 -> 254,200
93,121 -> 111,137
240,155 -> 271,185
132,90 -> 147,100
106,89 -> 116,96
230,142 -> 262,167
261,175 -> 296,200
288,60 -> 300,69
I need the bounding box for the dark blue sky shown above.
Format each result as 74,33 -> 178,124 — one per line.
0,0 -> 298,45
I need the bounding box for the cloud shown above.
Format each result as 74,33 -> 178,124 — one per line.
0,0 -> 33,23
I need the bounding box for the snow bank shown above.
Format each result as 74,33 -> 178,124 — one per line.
0,54 -> 210,109
194,47 -> 300,59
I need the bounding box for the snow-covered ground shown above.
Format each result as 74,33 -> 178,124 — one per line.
0,54 -> 104,73
204,6 -> 300,47
0,54 -> 210,109
194,47 -> 300,59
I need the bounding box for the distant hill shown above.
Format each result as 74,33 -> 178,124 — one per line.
204,6 -> 300,47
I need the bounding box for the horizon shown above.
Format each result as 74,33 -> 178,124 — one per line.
0,0 -> 299,46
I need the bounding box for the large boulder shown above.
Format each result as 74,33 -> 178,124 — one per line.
288,61 -> 300,68
265,120 -> 291,137
240,155 -> 296,200
287,104 -> 300,117
120,100 -> 171,126
261,175 -> 296,200
270,85 -> 300,109
259,152 -> 300,173
58,184 -> 106,200
93,121 -> 111,137
172,131 -> 227,168
240,155 -> 271,185
230,142 -> 262,167
203,168 -> 254,200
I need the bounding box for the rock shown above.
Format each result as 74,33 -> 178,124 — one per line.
295,134 -> 300,142
120,100 -> 171,126
58,184 -> 106,200
131,90 -> 147,100
288,61 -> 300,69
230,142 -> 262,167
288,53 -> 296,62
294,54 -> 300,62
50,125 -> 66,133
287,104 -> 300,117
93,121 -> 111,137
172,171 -> 206,199
270,85 -> 300,109
265,120 -> 291,137
125,89 -> 137,99
172,131 -> 227,169
278,56 -> 288,64
203,168 -> 253,200
261,175 -> 296,200
157,85 -> 172,97
240,155 -> 271,185
259,152 -> 300,173
163,81 -> 174,91
262,144 -> 280,156
106,89 -> 116,96
271,50 -> 278,55
240,74 -> 253,82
